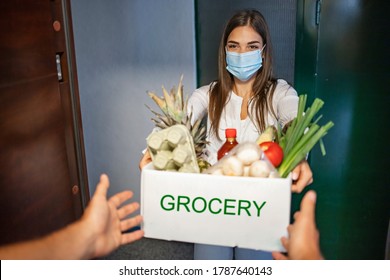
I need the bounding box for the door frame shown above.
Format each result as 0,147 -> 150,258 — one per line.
60,0 -> 90,210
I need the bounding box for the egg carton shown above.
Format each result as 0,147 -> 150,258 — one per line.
146,124 -> 200,173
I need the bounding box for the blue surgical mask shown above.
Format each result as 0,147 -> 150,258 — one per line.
225,47 -> 264,81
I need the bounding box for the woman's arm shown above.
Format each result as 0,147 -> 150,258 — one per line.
273,80 -> 313,192
274,80 -> 299,128
187,84 -> 210,125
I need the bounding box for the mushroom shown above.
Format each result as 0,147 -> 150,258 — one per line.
222,156 -> 244,176
249,160 -> 271,178
243,165 -> 251,177
210,167 -> 224,176
236,142 -> 262,165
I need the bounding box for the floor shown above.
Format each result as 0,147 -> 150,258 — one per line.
101,237 -> 194,260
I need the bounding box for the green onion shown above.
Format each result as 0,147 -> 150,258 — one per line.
277,95 -> 334,178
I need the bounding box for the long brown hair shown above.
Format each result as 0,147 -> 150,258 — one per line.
209,9 -> 278,140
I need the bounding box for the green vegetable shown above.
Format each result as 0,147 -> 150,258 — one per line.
277,95 -> 334,178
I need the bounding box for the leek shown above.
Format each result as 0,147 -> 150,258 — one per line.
277,95 -> 334,178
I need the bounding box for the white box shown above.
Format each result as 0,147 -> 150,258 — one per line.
141,163 -> 291,252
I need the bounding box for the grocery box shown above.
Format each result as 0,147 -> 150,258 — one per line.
140,163 -> 291,252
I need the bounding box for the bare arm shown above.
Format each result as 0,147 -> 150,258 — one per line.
272,190 -> 323,260
0,174 -> 144,259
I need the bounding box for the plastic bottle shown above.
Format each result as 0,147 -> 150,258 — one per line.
217,128 -> 238,160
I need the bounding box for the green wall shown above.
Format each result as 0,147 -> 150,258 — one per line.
294,0 -> 390,259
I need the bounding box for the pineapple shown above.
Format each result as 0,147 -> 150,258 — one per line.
146,75 -> 210,170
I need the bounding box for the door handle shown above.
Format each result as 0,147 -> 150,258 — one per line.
56,53 -> 63,82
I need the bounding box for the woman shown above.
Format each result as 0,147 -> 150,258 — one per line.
187,9 -> 313,260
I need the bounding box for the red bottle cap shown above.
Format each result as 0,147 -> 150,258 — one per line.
225,128 -> 236,138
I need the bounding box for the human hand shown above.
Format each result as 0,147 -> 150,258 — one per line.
139,150 -> 152,170
291,160 -> 313,193
272,190 -> 323,260
80,174 -> 144,259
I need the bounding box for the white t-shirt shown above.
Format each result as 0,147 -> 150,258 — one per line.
187,79 -> 298,165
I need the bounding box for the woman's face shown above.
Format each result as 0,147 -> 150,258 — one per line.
226,25 -> 264,53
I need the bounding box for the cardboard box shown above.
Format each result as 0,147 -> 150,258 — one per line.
141,163 -> 291,252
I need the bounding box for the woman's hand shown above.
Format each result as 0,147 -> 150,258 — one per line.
139,150 -> 152,170
291,160 -> 313,193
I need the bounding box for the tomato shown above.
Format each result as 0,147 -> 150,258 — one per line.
259,141 -> 284,167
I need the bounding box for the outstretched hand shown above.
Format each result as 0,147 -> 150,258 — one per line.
0,174 -> 144,260
272,190 -> 323,260
81,174 -> 144,258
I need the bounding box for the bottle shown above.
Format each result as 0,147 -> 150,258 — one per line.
217,128 -> 238,160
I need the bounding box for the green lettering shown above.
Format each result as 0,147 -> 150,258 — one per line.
162,195 -> 266,217
224,199 -> 236,215
208,198 -> 222,214
253,201 -> 267,217
192,197 -> 207,213
238,200 -> 251,216
160,195 -> 175,211
177,196 -> 190,212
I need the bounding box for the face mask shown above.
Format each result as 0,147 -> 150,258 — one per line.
225,46 -> 265,81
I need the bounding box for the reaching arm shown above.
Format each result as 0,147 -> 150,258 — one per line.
272,190 -> 323,260
0,174 -> 144,260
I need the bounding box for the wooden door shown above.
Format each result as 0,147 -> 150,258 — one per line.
0,0 -> 88,245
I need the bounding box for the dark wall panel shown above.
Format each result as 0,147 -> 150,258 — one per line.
295,0 -> 390,259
